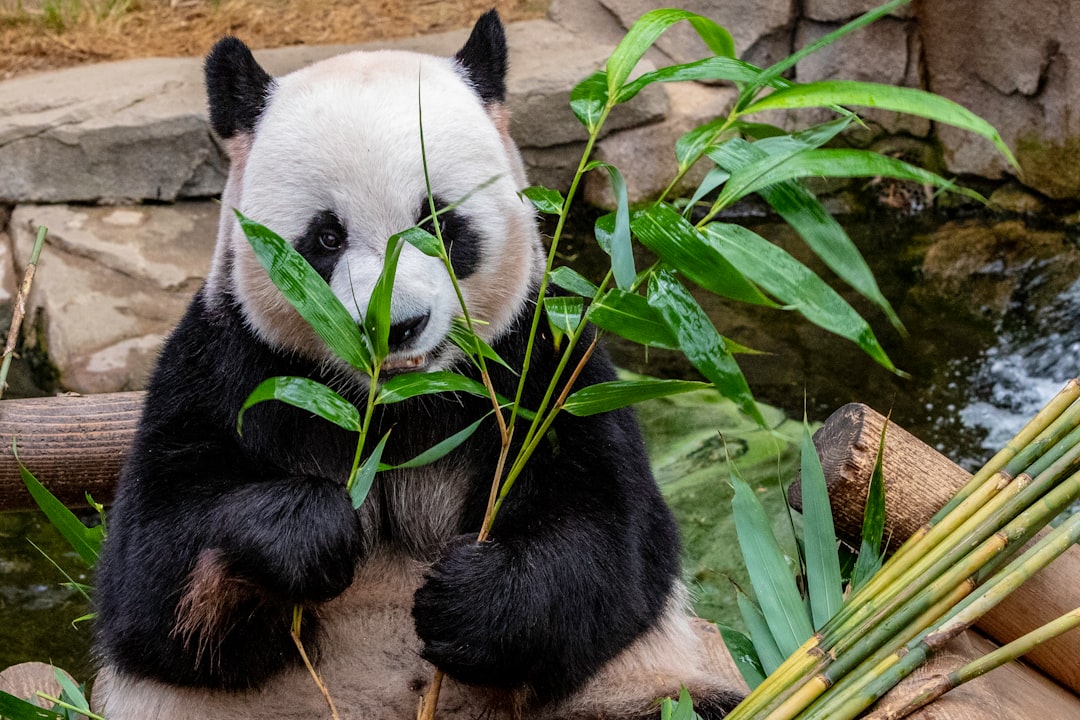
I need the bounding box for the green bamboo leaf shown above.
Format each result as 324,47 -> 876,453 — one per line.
587,164 -> 635,290
447,317 -> 512,371
701,222 -> 898,373
588,289 -> 679,350
733,148 -> 985,203
544,295 -> 585,350
349,430 -> 390,509
606,9 -> 735,96
632,203 -> 772,307
238,376 -> 360,434
743,80 -> 1016,167
732,471 -> 816,656
716,622 -> 768,690
520,186 -> 565,215
735,586 -> 787,674
709,117 -> 851,212
52,668 -> 90,713
683,165 -> 730,218
851,418 -> 888,592
365,232 -> 405,361
676,117 -> 729,171
236,211 -> 372,371
563,378 -> 711,416
741,0 -> 911,101
570,70 -> 608,132
799,420 -> 845,630
15,440 -> 101,567
376,370 -> 490,404
384,412 -> 492,470
707,140 -> 903,333
647,270 -> 764,426
0,691 -> 64,720
395,226 -> 444,259
548,266 -> 599,298
663,686 -> 700,720
617,55 -> 766,104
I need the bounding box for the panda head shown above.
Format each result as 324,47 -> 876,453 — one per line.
203,11 -> 543,374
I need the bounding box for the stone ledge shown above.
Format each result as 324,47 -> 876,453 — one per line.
0,19 -> 667,205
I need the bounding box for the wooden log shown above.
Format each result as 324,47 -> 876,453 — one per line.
0,391 -> 143,510
792,402 -> 1080,696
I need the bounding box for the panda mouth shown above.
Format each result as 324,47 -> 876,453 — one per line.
381,353 -> 428,373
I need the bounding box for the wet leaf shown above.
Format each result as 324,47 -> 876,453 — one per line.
563,378 -> 711,416
587,164 -> 634,290
588,288 -> 678,350
349,430 -> 390,509
717,622 -> 768,689
548,266 -> 599,298
238,376 -> 360,434
521,186 -> 565,215
376,370 -> 490,404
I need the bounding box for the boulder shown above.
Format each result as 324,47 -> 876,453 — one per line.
9,203 -> 216,394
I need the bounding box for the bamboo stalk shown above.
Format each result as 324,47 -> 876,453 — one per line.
0,226 -> 47,401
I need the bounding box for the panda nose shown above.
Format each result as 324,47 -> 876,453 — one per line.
387,312 -> 430,352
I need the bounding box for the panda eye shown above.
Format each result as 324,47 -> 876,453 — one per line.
318,228 -> 343,250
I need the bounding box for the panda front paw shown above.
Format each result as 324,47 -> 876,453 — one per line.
412,536 -> 530,690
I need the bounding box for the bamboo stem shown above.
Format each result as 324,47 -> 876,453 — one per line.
0,225 -> 47,401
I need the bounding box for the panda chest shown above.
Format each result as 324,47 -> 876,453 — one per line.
362,461 -> 476,558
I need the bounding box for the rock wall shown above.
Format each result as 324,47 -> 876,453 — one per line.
0,0 -> 1076,394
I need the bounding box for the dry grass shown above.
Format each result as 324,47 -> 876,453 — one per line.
0,0 -> 549,79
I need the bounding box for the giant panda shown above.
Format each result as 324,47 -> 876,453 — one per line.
93,11 -> 744,720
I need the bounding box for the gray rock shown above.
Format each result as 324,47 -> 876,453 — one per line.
0,58 -> 226,204
920,0 -> 1080,199
0,20 -> 666,206
804,0 -> 914,21
10,203 -> 216,393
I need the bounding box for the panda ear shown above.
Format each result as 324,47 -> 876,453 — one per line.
204,36 -> 274,139
454,9 -> 508,104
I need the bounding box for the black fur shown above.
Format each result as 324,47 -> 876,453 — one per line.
419,197 -> 481,279
205,36 -> 274,139
454,9 -> 509,104
294,210 -> 349,282
95,284 -> 681,704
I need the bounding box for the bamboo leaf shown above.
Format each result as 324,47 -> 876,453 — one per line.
717,622 -> 768,689
364,232 -> 405,361
15,440 -> 101,568
701,222 -> 898,373
799,420 -> 845,630
618,56 -> 766,104
395,226 -> 443,259
570,70 -> 608,132
708,117 -> 851,212
606,8 -> 735,97
742,80 -> 1016,167
349,430 -> 390,509
732,470 -> 816,657
384,412 -> 492,470
520,186 -> 565,215
548,266 -> 599,298
852,419 -> 889,592
588,288 -> 679,350
447,318 -> 512,371
733,148 -> 985,203
708,140 -> 904,333
238,376 -> 360,434
544,295 -> 584,350
647,270 -> 764,425
563,378 -> 712,416
663,686 -> 700,720
683,166 -> 731,218
236,211 -> 372,371
632,204 -> 772,307
735,586 -> 788,675
0,691 -> 64,720
587,164 -> 635,290
52,668 -> 89,713
376,370 -> 490,404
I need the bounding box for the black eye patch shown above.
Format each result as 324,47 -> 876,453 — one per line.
295,210 -> 348,282
417,197 -> 480,279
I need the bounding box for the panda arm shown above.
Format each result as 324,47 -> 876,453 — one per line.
413,345 -> 680,704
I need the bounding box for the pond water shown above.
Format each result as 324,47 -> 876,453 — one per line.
1,203 -> 1077,681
